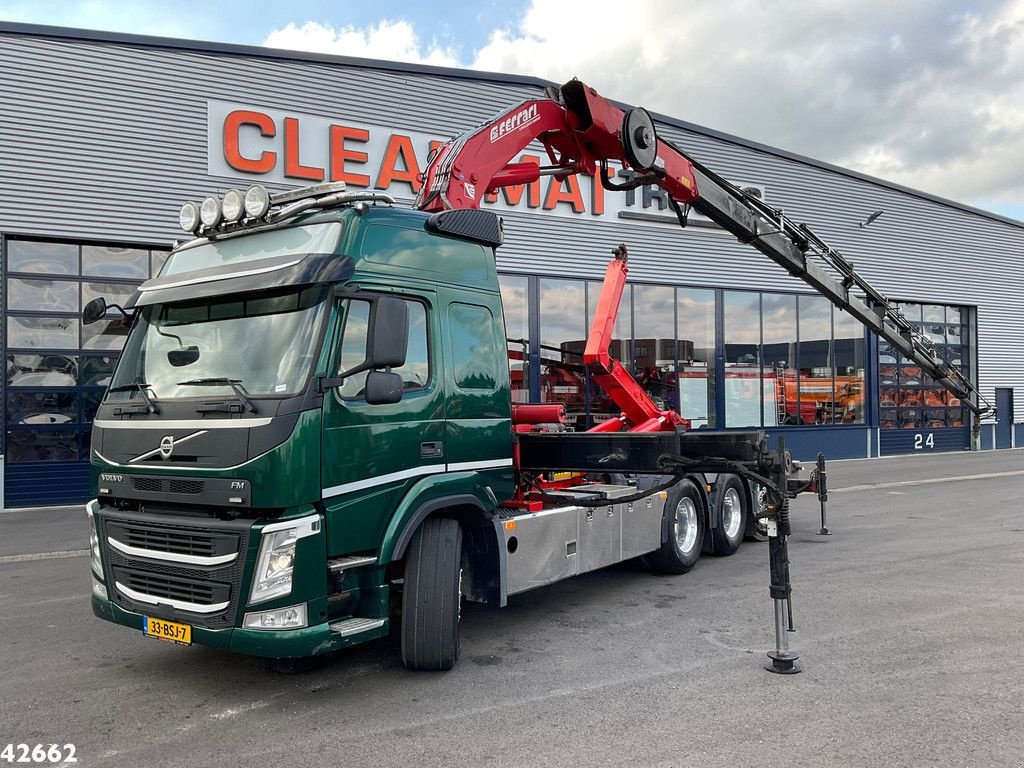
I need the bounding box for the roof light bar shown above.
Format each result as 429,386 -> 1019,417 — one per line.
176,181 -> 386,236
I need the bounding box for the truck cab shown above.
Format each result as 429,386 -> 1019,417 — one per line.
87,184 -> 515,664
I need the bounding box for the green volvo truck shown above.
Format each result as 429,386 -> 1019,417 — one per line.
87,183 -> 767,670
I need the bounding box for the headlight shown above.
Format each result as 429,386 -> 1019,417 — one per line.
221,189 -> 244,222
86,503 -> 103,580
244,184 -> 271,218
243,603 -> 307,630
91,575 -> 107,600
179,201 -> 201,233
200,195 -> 223,228
249,514 -> 320,605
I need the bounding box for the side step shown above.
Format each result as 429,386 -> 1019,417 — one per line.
327,555 -> 377,574
329,617 -> 387,637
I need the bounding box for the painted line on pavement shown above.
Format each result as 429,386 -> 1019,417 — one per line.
832,469 -> 1024,493
0,549 -> 89,564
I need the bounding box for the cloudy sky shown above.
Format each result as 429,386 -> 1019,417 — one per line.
3,0 -> 1023,220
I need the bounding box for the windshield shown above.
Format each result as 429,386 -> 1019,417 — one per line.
108,286 -> 328,401
160,222 -> 343,277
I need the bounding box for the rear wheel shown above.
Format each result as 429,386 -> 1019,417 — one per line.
646,479 -> 706,574
744,483 -> 769,542
710,475 -> 747,555
401,517 -> 463,671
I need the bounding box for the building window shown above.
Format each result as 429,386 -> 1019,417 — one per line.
796,295 -> 833,425
724,291 -> 764,427
498,275 -> 530,404
761,293 -> 798,426
3,237 -> 169,463
538,278 -> 586,428
677,287 -> 716,428
879,302 -> 970,430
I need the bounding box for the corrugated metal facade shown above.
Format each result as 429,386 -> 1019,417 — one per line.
0,25 -> 1021,504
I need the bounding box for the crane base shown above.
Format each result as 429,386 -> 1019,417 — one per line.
766,650 -> 802,675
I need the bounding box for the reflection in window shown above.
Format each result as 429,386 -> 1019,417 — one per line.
336,299 -> 429,399
678,288 -> 716,429
5,429 -> 79,462
82,281 -> 136,308
450,304 -> 498,390
7,241 -> 78,275
879,301 -> 967,429
8,278 -> 79,313
499,275 -> 530,404
7,391 -> 79,425
80,355 -> 117,387
632,285 -> 675,414
762,294 -> 797,426
797,296 -> 833,424
724,291 -> 762,427
81,316 -> 131,351
833,309 -> 865,424
82,245 -> 149,279
7,316 -> 79,349
151,250 -> 170,277
7,354 -> 78,387
539,279 -> 586,427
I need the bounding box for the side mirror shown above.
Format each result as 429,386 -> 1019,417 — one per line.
368,296 -> 408,369
365,370 -> 403,405
82,297 -> 107,325
167,346 -> 201,367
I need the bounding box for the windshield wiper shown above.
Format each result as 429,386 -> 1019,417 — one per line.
177,378 -> 257,414
106,381 -> 160,414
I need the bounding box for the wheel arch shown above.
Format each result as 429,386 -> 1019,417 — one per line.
388,493 -> 505,608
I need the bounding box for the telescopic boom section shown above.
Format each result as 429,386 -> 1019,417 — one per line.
416,79 -> 992,417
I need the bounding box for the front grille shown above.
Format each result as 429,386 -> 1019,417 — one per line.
112,566 -> 230,607
106,520 -> 237,559
131,476 -> 204,495
98,510 -> 250,629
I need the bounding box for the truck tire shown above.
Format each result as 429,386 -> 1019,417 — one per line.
744,483 -> 769,542
710,475 -> 747,555
401,517 -> 463,671
646,479 -> 706,574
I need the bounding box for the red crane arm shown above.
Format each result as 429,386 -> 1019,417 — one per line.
416,80 -> 699,433
415,80 -> 700,214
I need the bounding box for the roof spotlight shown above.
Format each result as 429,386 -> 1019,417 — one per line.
179,201 -> 201,234
200,196 -> 223,228
244,185 -> 271,218
222,189 -> 244,223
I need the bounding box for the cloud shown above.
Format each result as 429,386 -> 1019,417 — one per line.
263,1 -> 1024,216
263,20 -> 459,67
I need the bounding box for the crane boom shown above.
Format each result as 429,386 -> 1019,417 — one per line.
416,79 -> 992,417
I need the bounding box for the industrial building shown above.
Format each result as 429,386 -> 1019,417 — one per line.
1,22 -> 1021,507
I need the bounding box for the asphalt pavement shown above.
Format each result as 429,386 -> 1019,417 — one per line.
2,449 -> 1023,767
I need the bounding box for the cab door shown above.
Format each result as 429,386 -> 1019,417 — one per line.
320,290 -> 445,554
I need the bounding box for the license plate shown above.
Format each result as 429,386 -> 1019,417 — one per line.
143,616 -> 192,645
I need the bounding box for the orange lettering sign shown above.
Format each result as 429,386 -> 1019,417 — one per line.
223,110 -> 276,174
330,125 -> 371,187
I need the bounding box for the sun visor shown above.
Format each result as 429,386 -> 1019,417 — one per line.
128,253 -> 355,307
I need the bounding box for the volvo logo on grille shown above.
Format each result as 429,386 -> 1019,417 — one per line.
159,435 -> 175,459
128,429 -> 208,465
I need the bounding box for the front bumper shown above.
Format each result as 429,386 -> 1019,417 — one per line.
91,595 -> 388,659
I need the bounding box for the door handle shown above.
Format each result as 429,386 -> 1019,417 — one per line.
420,441 -> 444,458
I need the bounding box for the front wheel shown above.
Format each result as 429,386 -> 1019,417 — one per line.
710,475 -> 747,556
645,479 -> 706,574
401,517 -> 463,671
